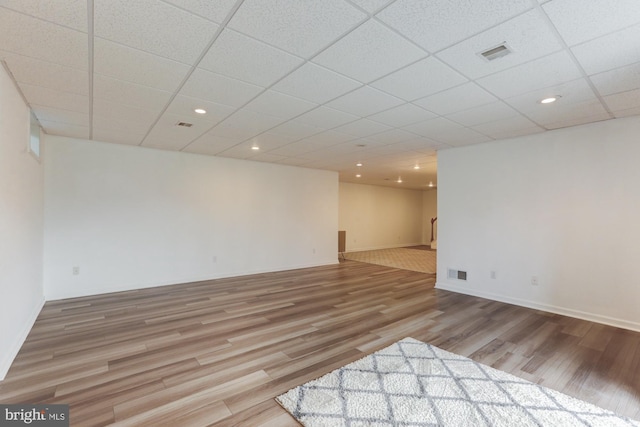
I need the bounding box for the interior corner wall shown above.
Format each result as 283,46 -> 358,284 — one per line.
421,189 -> 437,244
0,65 -> 45,380
338,182 -> 423,252
437,116 -> 640,331
43,136 -> 338,300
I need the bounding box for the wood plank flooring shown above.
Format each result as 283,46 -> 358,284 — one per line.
1,260 -> 639,425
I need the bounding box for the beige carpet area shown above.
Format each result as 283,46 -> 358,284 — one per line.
343,247 -> 436,274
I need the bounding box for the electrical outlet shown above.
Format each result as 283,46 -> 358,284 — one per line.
312,248 -> 316,254
72,266 -> 79,275
212,256 -> 217,263
490,270 -> 496,279
531,275 -> 539,286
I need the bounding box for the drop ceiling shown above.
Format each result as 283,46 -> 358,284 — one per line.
1,0 -> 639,190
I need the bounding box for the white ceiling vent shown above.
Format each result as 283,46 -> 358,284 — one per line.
479,43 -> 512,61
176,121 -> 193,127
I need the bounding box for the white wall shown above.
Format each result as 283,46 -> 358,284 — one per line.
339,182 -> 423,251
422,189 -> 437,243
0,65 -> 44,379
437,116 -> 640,331
44,136 -> 338,299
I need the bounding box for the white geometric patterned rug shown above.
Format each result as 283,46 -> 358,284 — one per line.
276,337 -> 640,426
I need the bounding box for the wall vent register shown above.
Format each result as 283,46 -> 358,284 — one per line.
448,269 -> 467,281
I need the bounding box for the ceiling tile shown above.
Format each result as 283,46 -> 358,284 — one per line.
363,129 -> 418,145
571,24 -> 640,75
165,95 -> 235,125
470,115 -> 542,139
227,0 -> 366,58
603,89 -> 640,113
199,29 -> 303,87
299,130 -> 354,145
525,98 -> 609,127
0,0 -> 87,31
590,62 -> 640,96
208,110 -> 285,140
505,78 -> 598,114
402,117 -> 491,146
612,106 -> 640,119
268,121 -> 324,141
0,7 -> 87,69
93,74 -> 172,112
325,86 -> 404,116
143,112 -> 212,151
18,83 -> 88,113
92,114 -> 152,135
293,106 -> 359,128
435,127 -> 493,146
94,38 -> 191,92
244,133 -> 297,151
543,0 -> 640,46
182,133 -> 242,156
271,62 -> 361,104
368,103 -> 436,127
244,90 -> 318,120
162,0 -> 238,23
386,137 -> 441,151
446,101 -> 520,127
94,0 -> 219,64
349,0 -> 394,13
313,20 -> 426,83
0,51 -> 88,95
371,57 -> 467,101
32,105 -> 89,127
332,118 -> 391,138
544,112 -> 611,130
377,0 -> 532,52
39,120 -> 89,139
93,128 -> 145,146
413,82 -> 497,116
215,142 -> 258,160
93,98 -> 159,127
269,139 -> 330,156
477,51 -> 583,98
437,10 -> 563,79
180,68 -> 264,107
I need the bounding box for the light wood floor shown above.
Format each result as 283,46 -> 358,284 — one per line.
1,260 -> 639,426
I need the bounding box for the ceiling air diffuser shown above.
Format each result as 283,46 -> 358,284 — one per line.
479,43 -> 512,61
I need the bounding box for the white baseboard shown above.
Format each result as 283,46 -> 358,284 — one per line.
435,281 -> 640,333
45,260 -> 339,301
0,296 -> 45,380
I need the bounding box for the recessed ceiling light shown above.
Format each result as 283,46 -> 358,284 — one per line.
356,174 -> 361,178
396,177 -> 403,183
356,162 -> 363,167
540,96 -> 561,104
251,145 -> 260,151
194,108 -> 207,114
413,165 -> 420,170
